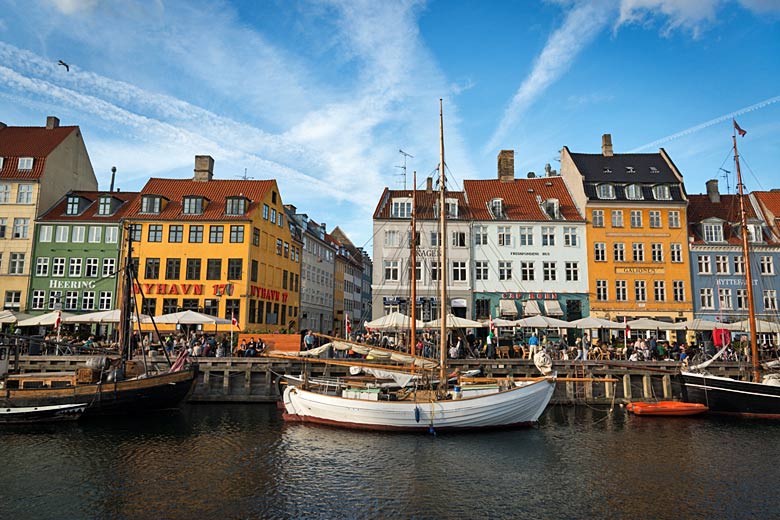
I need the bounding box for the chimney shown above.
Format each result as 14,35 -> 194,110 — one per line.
193,155 -> 214,182
46,116 -> 60,129
426,177 -> 433,193
497,150 -> 514,183
706,179 -> 720,203
110,166 -> 116,193
0,122 -> 6,130
601,134 -> 613,157
285,204 -> 297,213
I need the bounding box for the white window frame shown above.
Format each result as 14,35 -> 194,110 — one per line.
594,243 -> 606,262
611,210 -> 623,227
700,288 -> 714,309
668,210 -> 681,228
592,210 -> 604,227
52,257 -> 65,277
597,184 -> 615,199
105,226 -> 118,243
39,225 -> 53,242
18,157 -> 33,170
35,257 -> 49,276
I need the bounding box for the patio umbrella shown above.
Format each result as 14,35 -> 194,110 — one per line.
625,318 -> 675,330
145,309 -> 233,325
668,318 -> 741,331
568,316 -> 624,329
364,311 -> 424,330
424,313 -> 485,328
482,317 -> 517,328
0,310 -> 17,324
728,318 -> 780,333
513,315 -> 571,328
16,310 -> 77,327
62,309 -> 151,324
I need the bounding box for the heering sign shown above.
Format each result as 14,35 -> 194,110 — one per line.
49,279 -> 96,289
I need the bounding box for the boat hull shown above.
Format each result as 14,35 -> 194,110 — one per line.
0,403 -> 87,424
1,366 -> 198,417
282,377 -> 556,432
626,401 -> 708,416
681,371 -> 780,418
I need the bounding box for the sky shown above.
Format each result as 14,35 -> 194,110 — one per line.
1,0 -> 778,252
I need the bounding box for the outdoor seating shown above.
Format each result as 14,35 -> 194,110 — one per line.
497,346 -> 510,359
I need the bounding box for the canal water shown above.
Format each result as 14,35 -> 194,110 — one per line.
1,403 -> 776,520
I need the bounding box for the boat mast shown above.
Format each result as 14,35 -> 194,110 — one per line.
119,226 -> 134,362
733,132 -> 761,382
438,99 -> 448,389
410,170 -> 417,357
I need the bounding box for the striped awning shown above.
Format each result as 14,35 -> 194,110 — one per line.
544,300 -> 564,317
523,300 -> 541,316
499,299 -> 518,316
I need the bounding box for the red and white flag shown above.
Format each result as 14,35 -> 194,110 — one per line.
734,119 -> 747,137
231,312 -> 237,327
489,314 -> 495,334
345,313 -> 352,337
54,310 -> 62,330
624,316 -> 630,339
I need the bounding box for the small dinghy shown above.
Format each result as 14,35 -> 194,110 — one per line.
627,401 -> 708,416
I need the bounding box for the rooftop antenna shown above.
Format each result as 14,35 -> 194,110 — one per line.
719,168 -> 731,194
395,149 -> 414,190
237,168 -> 254,181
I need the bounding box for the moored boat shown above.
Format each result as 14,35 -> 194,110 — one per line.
0,402 -> 87,424
627,401 -> 708,416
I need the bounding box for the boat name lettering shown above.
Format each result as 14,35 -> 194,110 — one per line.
134,283 -> 204,295
48,280 -> 96,289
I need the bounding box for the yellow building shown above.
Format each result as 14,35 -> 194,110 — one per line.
127,156 -> 300,333
560,134 -> 693,324
0,116 -> 97,311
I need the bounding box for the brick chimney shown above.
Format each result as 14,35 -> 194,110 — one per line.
193,155 -> 214,182
426,177 -> 433,193
706,179 -> 720,203
497,150 -> 514,183
601,134 -> 613,157
46,116 -> 60,129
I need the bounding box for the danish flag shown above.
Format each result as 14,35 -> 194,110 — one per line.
231,312 -> 237,327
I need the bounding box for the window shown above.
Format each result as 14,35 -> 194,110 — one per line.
48,291 -> 62,309
517,226 -> 533,246
445,200 -> 458,218
207,259 -> 222,280
276,239 -> 282,255
384,230 -> 399,247
474,226 -> 488,245
734,256 -> 745,274
189,225 -> 203,243
611,210 -> 623,227
182,196 -> 203,214
565,262 -> 579,281
650,166 -> 659,174
68,257 -> 82,277
18,157 -> 33,170
563,227 -> 578,247
625,184 -> 643,200
652,185 -> 672,200
98,197 -> 112,215
391,199 -> 411,218
0,184 -> 9,203
673,281 -> 685,303
141,195 -> 162,213
630,210 -> 642,228
648,210 -> 661,228
163,298 -> 179,315
475,261 -> 488,281
35,257 -> 49,276
543,261 -> 556,281
668,211 -> 681,228
614,243 -> 625,262
263,204 -> 269,219
764,290 -> 777,311
719,288 -> 732,310
594,243 -> 606,262
498,261 -> 512,281
597,184 -> 615,199
698,256 -> 711,274
87,226 -> 101,243
596,280 -> 608,301
167,225 -> 183,243
228,259 -> 243,280
55,225 -> 68,242
148,225 -> 163,242
9,253 -> 25,274
626,166 -> 635,174
409,260 -> 422,282
384,260 -> 399,281
498,226 -> 511,246
760,256 -> 774,275
592,210 -> 604,227
654,280 -> 666,302
670,243 -> 682,263
86,258 -> 99,277
226,197 -> 247,215
451,231 -> 466,248
52,257 -> 65,276
490,198 -> 503,218
715,255 -> 729,274
35,225 -> 51,243
99,291 -> 112,310
736,289 -> 748,310
430,261 -> 441,282
520,262 -> 534,281
31,290 -> 45,310
700,288 -> 714,309
229,225 -> 244,243
541,227 -> 555,246
651,243 -> 663,263
102,258 -> 115,277
102,226 -> 117,243
452,261 -> 467,282
145,258 -> 160,279
430,231 -> 440,247
165,258 -> 181,280
704,223 -> 724,243
66,196 -> 80,215
12,218 -> 29,239
748,224 -> 762,243
186,259 -> 201,280
251,260 -> 258,282
616,280 -> 627,301
284,242 -> 289,258
634,280 -> 647,301
71,225 -> 85,243
253,227 -> 260,246
129,224 -> 142,242
65,291 -> 78,311
16,184 -> 33,203
209,225 -> 224,243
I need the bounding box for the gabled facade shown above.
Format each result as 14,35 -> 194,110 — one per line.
330,226 -> 366,334
0,116 -> 97,311
560,134 -> 693,324
464,150 -> 588,322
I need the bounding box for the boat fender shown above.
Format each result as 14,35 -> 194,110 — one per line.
533,350 -> 553,376
414,406 -> 421,423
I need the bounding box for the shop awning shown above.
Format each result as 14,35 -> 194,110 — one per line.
522,300 -> 541,316
499,299 -> 518,316
544,300 -> 564,317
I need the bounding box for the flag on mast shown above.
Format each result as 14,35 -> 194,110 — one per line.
734,119 -> 747,137
55,310 -> 62,330
231,312 -> 237,327
624,316 -> 630,340
345,313 -> 351,338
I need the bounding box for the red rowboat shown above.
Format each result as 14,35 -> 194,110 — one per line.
626,401 -> 708,416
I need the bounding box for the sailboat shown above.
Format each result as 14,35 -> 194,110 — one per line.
281,101 -> 556,431
680,121 -> 780,417
0,230 -> 198,417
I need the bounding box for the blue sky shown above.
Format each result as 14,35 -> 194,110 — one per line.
1,0 -> 778,250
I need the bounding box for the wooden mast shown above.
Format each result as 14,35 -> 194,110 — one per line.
410,170 -> 417,357
438,99 -> 448,390
733,130 -> 761,382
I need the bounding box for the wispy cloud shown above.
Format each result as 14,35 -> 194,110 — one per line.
616,0 -> 720,38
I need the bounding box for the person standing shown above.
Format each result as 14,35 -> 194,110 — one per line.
304,330 -> 315,351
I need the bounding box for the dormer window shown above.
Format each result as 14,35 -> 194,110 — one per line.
225,197 -> 247,215
98,196 -> 112,215
141,195 -> 162,214
446,199 -> 458,218
0,157 -> 4,170
490,198 -> 503,218
391,198 -> 412,218
603,168 -> 612,175
748,224 -> 763,243
650,166 -> 659,174
66,196 -> 80,215
652,185 -> 671,200
625,184 -> 643,200
626,166 -> 635,174
597,184 -> 615,199
182,196 -> 204,215
18,157 -> 33,170
704,223 -> 724,243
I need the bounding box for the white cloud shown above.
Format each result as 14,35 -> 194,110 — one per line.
46,0 -> 100,15
616,0 -> 721,38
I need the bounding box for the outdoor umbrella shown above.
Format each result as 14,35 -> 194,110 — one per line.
62,309 -> 150,324
728,318 -> 780,333
424,313 -> 485,328
16,310 -> 76,327
668,318 -> 741,331
513,315 -> 570,328
144,309 -> 233,325
364,311 -> 424,330
567,316 -> 624,329
483,317 -> 517,328
625,318 -> 675,330
0,310 -> 17,324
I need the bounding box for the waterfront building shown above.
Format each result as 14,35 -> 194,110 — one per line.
330,226 -> 368,334
286,206 -> 335,334
0,116 -> 97,311
357,246 -> 373,328
329,232 -> 346,336
28,190 -> 138,326
464,151 -> 589,322
372,178 -> 471,321
560,134 -> 693,324
127,155 -> 300,332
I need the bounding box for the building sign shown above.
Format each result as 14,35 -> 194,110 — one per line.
49,280 -> 96,289
615,267 -> 665,275
500,292 -> 558,300
416,248 -> 440,258
716,278 -> 755,286
134,283 -> 204,295
248,285 -> 288,303
509,251 -> 551,257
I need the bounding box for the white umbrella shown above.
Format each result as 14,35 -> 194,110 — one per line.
145,309 -> 233,325
364,311 -> 424,330
513,315 -> 571,328
728,318 -> 780,333
626,318 -> 675,330
668,318 -> 740,331
483,317 -> 517,328
568,316 -> 624,329
17,310 -> 77,327
62,309 -> 150,324
424,313 -> 485,328
0,310 -> 17,324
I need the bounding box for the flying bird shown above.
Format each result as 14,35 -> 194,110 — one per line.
57,60 -> 69,72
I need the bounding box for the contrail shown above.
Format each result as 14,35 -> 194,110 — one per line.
629,95 -> 780,152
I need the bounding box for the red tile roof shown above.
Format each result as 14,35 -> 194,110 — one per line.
38,191 -> 140,222
373,188 -> 469,220
687,194 -> 769,244
464,177 -> 584,221
129,178 -> 275,221
753,191 -> 780,220
0,125 -> 78,180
